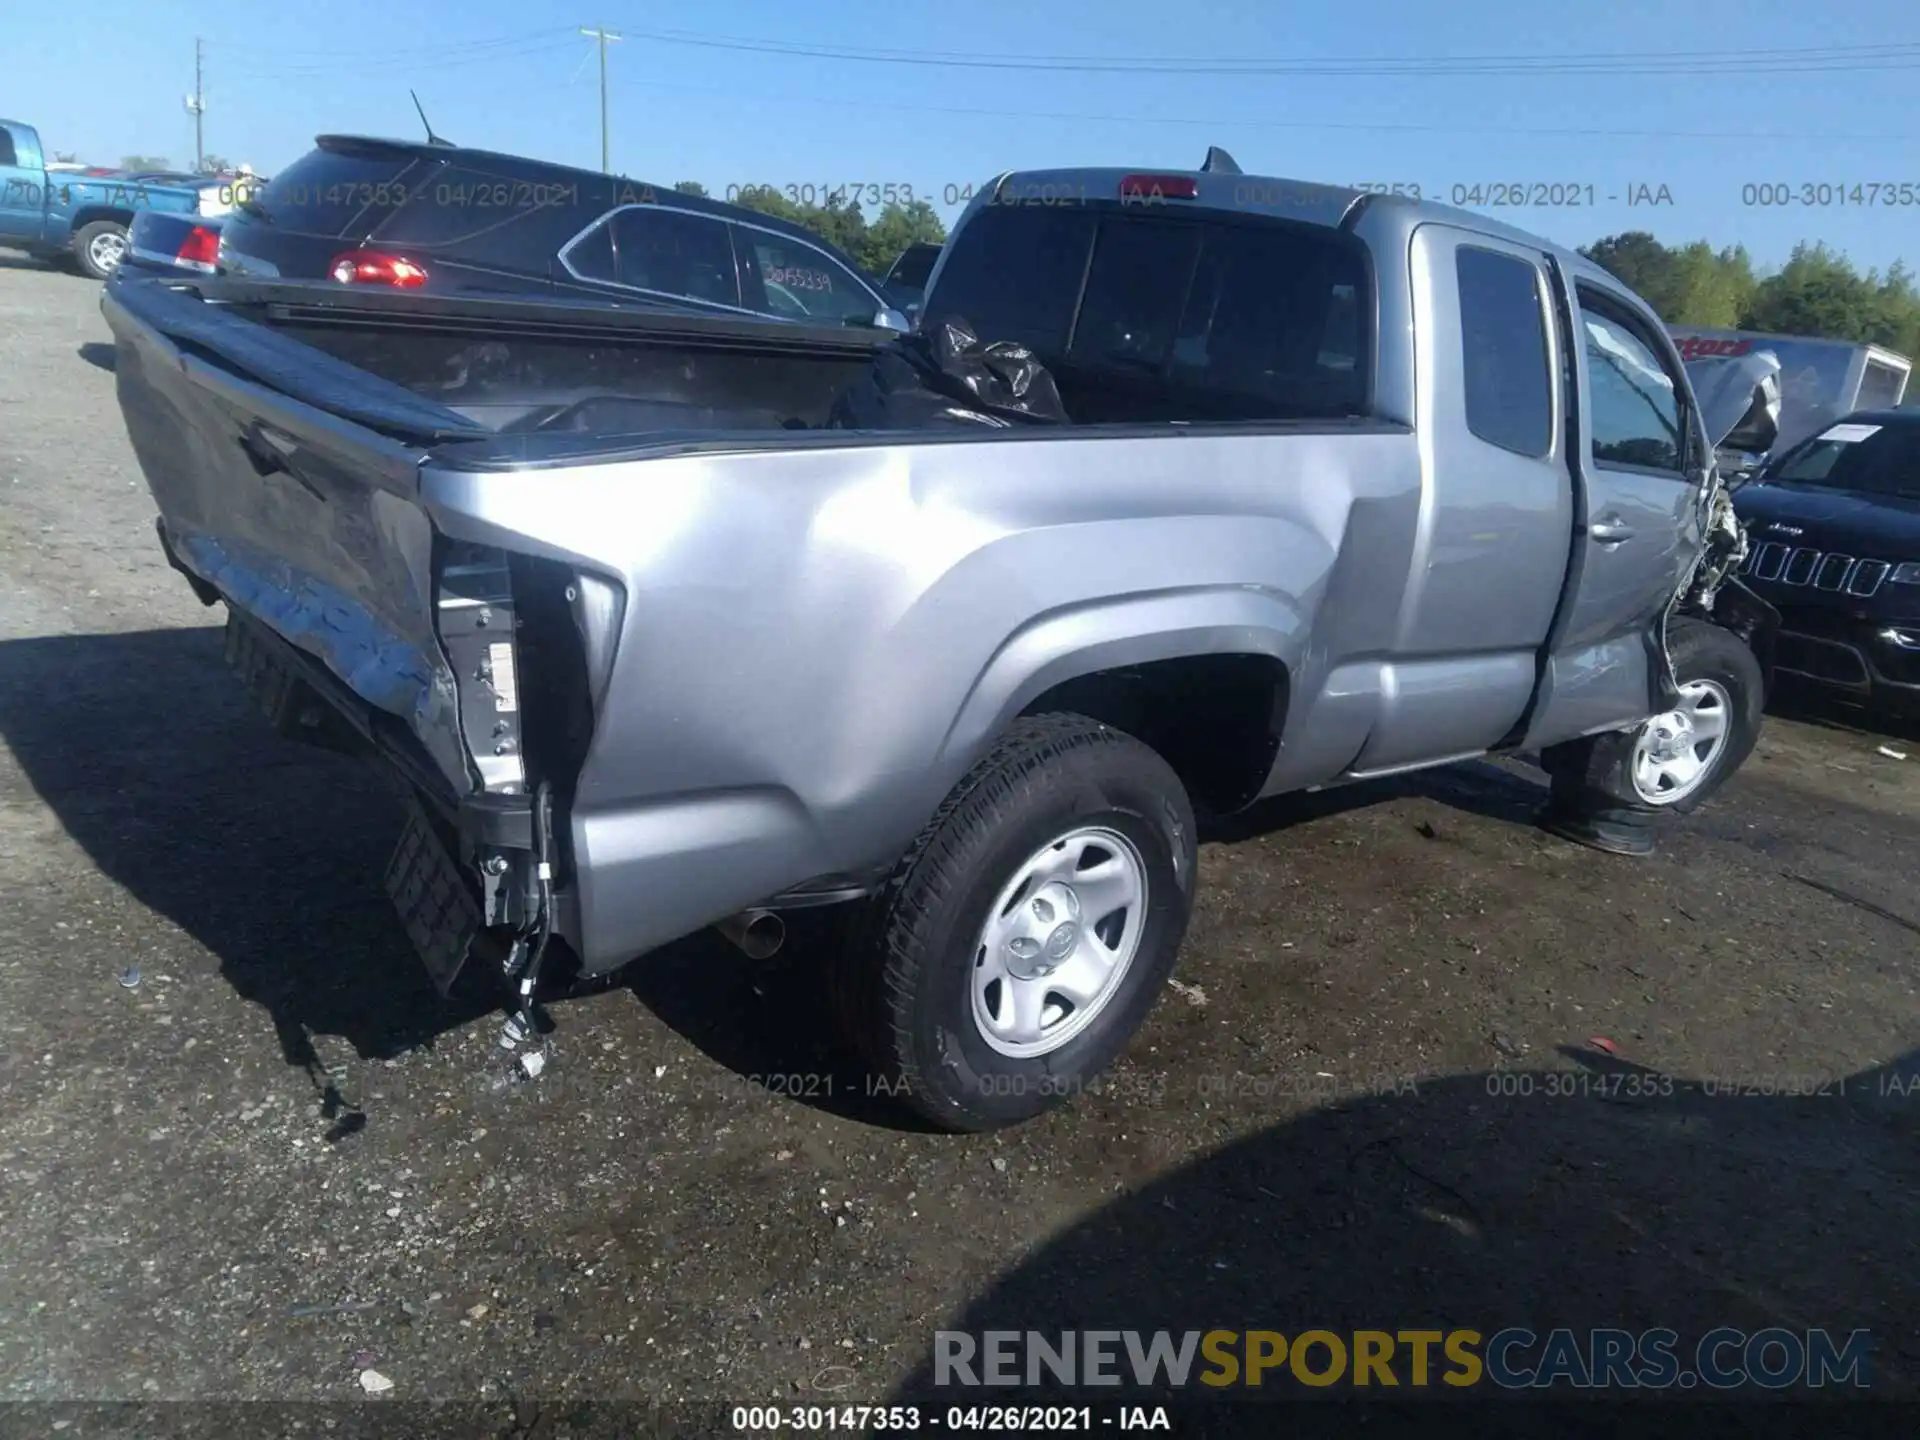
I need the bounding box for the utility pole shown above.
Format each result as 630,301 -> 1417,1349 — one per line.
186,37 -> 206,172
579,26 -> 622,173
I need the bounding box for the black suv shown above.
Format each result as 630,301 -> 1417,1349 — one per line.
1732,408 -> 1920,713
217,136 -> 898,328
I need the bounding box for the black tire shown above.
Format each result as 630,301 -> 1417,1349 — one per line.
71,220 -> 129,280
1542,617 -> 1765,818
831,712 -> 1198,1132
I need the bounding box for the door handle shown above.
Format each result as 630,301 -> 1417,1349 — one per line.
1589,520 -> 1634,544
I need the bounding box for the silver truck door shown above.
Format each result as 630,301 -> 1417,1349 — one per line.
1336,224 -> 1572,777
1523,275 -> 1708,747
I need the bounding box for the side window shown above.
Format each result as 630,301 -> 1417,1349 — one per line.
607,208 -> 740,308
0,131 -> 17,167
1456,247 -> 1552,457
562,218 -> 616,283
734,228 -> 876,324
1580,302 -> 1686,472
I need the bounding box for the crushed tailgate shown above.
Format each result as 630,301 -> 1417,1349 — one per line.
104,277 -> 488,799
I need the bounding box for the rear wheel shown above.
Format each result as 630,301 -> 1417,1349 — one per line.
72,220 -> 130,280
831,713 -> 1197,1132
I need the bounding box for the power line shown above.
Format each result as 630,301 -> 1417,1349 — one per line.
203,25 -> 1920,81
610,26 -> 1920,77
629,25 -> 1920,66
184,23 -> 1920,162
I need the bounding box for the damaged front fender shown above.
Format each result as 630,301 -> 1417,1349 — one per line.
1697,576 -> 1780,686
1656,357 -> 1782,694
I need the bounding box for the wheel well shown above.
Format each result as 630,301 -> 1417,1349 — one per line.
1020,654 -> 1289,816
70,208 -> 135,237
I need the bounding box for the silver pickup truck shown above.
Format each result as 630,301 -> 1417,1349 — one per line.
105,160 -> 1780,1131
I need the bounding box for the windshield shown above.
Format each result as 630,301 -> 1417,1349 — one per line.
1763,420 -> 1920,498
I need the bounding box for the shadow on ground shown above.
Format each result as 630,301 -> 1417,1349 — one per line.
630,757 -> 1564,1131
617,917 -> 939,1130
892,1046 -> 1920,1427
0,626 -> 497,1105
0,628 -> 1590,1135
0,626 -> 958,1133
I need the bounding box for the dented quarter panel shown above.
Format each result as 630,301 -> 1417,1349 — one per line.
417,412 -> 1558,971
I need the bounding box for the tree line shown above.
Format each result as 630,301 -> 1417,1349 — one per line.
1579,232 -> 1920,358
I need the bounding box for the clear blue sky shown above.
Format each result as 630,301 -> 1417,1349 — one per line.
9,0 -> 1919,273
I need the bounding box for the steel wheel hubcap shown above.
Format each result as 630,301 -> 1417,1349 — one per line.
90,231 -> 127,271
971,826 -> 1149,1059
1630,678 -> 1731,804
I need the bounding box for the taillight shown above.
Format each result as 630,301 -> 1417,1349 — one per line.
1120,174 -> 1201,202
174,226 -> 221,273
328,249 -> 429,287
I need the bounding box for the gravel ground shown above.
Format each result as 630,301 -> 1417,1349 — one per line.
0,261 -> 1917,1428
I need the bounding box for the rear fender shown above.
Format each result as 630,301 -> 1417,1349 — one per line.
940,588 -> 1310,766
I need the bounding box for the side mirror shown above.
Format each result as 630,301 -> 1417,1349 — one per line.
871,307 -> 912,334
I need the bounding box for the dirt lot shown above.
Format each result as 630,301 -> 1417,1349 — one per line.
1,260 -> 1917,1427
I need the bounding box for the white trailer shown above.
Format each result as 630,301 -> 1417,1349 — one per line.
1668,326 -> 1910,455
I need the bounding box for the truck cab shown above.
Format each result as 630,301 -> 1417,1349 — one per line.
918,167 -> 1742,754
0,119 -> 209,278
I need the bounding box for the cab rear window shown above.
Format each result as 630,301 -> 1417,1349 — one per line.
255,148 -> 420,236
926,202 -> 1372,423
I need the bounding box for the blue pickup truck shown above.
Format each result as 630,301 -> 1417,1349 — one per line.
1,118 -> 215,278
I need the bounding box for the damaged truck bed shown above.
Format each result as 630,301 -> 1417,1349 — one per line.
105,168 -> 1778,1130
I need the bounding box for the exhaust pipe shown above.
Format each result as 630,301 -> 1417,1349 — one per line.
717,908 -> 785,959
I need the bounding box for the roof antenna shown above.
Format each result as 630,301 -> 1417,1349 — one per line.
1201,146 -> 1242,175
410,90 -> 453,147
